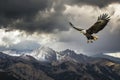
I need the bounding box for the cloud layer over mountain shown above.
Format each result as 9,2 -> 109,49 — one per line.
0,0 -> 120,54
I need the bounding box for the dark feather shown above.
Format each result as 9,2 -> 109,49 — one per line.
69,22 -> 83,31
87,13 -> 110,34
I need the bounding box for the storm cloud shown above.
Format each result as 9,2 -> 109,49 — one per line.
0,0 -> 120,34
65,0 -> 120,8
0,0 -> 69,34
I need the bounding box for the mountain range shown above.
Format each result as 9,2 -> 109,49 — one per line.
0,47 -> 120,80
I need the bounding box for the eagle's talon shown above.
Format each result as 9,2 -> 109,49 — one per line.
87,40 -> 93,43
93,36 -> 99,41
90,40 -> 93,43
87,40 -> 90,43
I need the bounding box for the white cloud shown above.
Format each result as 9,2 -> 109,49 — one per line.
10,40 -> 40,50
104,52 -> 120,58
0,29 -> 22,47
0,29 -> 57,50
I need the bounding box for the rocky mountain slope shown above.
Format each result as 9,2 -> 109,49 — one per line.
0,50 -> 120,80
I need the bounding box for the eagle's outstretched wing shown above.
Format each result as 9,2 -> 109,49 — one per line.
87,13 -> 110,34
69,22 -> 83,31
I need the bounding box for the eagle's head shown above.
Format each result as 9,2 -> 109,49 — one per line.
80,30 -> 86,35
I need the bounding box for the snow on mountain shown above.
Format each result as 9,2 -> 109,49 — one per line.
58,49 -> 78,62
30,47 -> 83,62
2,50 -> 20,56
58,49 -> 92,62
30,46 -> 57,62
1,46 -> 91,62
2,49 -> 32,56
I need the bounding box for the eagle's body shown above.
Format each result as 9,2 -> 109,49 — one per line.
69,13 -> 110,43
80,30 -> 98,43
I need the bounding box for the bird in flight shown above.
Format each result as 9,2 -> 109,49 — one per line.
69,13 -> 110,43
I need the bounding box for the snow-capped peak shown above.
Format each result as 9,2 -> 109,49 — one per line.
59,49 -> 76,56
31,46 -> 57,62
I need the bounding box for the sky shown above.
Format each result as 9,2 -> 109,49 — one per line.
0,0 -> 120,55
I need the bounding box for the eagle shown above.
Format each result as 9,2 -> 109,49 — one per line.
69,13 -> 110,43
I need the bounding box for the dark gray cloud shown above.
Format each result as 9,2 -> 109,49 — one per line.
9,13 -> 69,34
0,0 -> 52,18
0,0 -> 69,34
0,0 -> 120,34
65,0 -> 120,8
